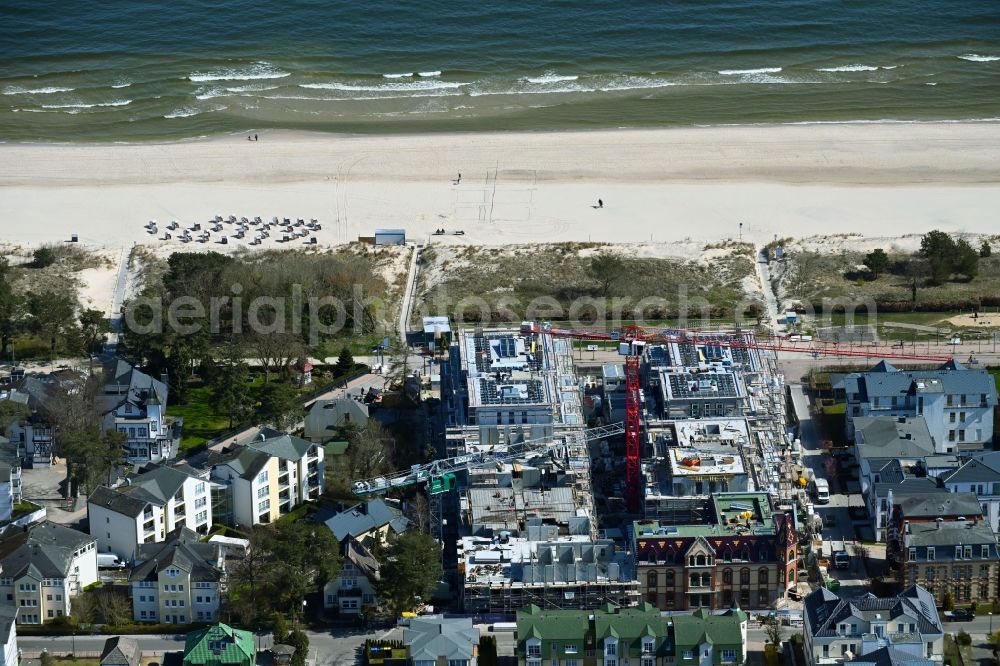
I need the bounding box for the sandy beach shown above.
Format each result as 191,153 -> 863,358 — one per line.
1,122 -> 999,253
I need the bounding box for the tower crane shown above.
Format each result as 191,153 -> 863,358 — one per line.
351,422 -> 625,497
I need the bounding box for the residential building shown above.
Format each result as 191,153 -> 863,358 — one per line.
644,420 -> 750,506
97,359 -> 176,463
404,617 -> 479,666
129,527 -> 225,624
6,373 -> 82,467
0,605 -> 16,666
516,602 -> 748,666
323,536 -> 380,616
941,451 -> 1000,533
0,521 -> 98,624
632,493 -> 798,610
88,462 -> 213,560
890,493 -> 983,536
422,315 -> 452,350
459,526 -> 639,613
182,623 -> 254,666
209,429 -> 323,527
897,519 -> 1000,606
304,398 -> 368,443
100,636 -> 141,666
322,498 -> 409,548
803,585 -> 943,665
834,360 -> 997,453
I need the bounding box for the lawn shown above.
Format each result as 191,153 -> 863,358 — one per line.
166,384 -> 231,450
990,368 -> 1000,395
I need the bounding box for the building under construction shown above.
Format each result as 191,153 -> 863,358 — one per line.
459,525 -> 639,614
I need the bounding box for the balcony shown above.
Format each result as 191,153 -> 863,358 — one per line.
278,473 -> 290,489
308,474 -> 321,488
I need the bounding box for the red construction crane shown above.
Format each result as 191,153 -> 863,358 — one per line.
624,354 -> 642,513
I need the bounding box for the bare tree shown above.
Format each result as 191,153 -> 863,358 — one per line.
252,331 -> 305,384
97,591 -> 132,626
760,614 -> 782,646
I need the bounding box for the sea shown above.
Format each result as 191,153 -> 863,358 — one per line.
2,0 -> 999,142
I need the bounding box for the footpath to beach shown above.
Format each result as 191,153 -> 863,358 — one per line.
1,122 -> 999,250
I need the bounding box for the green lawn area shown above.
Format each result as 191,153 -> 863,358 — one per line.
990,368 -> 1000,395
166,384 -> 230,450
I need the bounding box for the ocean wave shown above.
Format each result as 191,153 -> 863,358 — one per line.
300,80 -> 465,92
383,73 -> 413,79
524,74 -> 579,84
260,91 -> 462,102
41,99 -> 132,109
111,79 -> 132,89
226,83 -> 281,93
718,67 -> 782,75
164,107 -> 202,118
3,85 -> 75,95
815,64 -> 879,72
958,54 -> 999,62
188,61 -> 290,82
418,71 -> 441,77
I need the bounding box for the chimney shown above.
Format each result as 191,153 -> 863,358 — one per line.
904,520 -> 910,535
936,517 -> 943,530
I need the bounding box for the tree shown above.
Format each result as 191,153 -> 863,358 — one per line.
0,258 -> 25,359
953,238 -> 979,279
285,629 -> 309,666
70,590 -> 98,627
229,528 -> 274,625
982,240 -> 993,258
942,591 -> 955,611
956,630 -> 972,646
344,421 -> 392,482
479,636 -> 498,666
253,331 -> 304,385
210,338 -> 253,428
589,252 -> 627,297
271,611 -> 289,644
760,614 -> 782,646
863,248 -> 890,279
32,246 -> 57,268
78,308 -> 110,370
919,230 -> 957,284
0,399 -> 29,437
258,381 -> 300,430
98,590 -> 132,626
27,289 -> 77,355
378,531 -> 443,616
335,346 -> 355,376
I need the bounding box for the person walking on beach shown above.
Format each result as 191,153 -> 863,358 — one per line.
254,134 -> 258,141
456,172 -> 462,185
598,198 -> 604,208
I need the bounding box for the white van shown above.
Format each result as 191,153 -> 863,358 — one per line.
97,553 -> 125,569
812,478 -> 831,504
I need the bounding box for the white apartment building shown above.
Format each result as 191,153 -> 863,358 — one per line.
129,528 -> 225,624
0,522 -> 98,624
210,429 -> 323,527
88,463 -> 212,561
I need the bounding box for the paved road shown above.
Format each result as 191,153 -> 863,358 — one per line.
755,246 -> 781,333
398,244 -> 419,343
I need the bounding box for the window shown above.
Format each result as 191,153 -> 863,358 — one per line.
984,545 -> 992,559
956,546 -> 964,559
951,412 -> 957,423
448,661 -> 469,666
647,571 -> 658,588
758,589 -> 768,605
195,482 -> 205,494
723,569 -> 733,585
927,547 -> 935,561
528,644 -> 541,658
642,639 -> 655,655
758,569 -> 769,584
682,651 -> 693,660
665,571 -> 675,587
721,649 -> 737,663
257,486 -> 268,499
258,499 -> 270,513
641,659 -> 653,666
195,497 -> 207,509
949,430 -> 956,442
565,645 -> 578,655
740,569 -> 750,585
257,470 -> 269,483
606,642 -> 617,656
908,548 -> 916,561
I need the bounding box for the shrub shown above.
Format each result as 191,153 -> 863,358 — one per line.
33,246 -> 57,268
956,630 -> 972,646
286,629 -> 309,666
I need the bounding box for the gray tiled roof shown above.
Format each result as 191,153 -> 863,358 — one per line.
323,499 -> 409,542
896,492 -> 982,520
0,605 -> 16,647
844,361 -> 997,405
100,636 -> 141,666
904,520 -> 997,548
804,585 -> 942,640
872,478 -> 942,499
404,617 -> 479,661
0,521 -> 94,580
248,428 -> 313,461
130,528 -> 222,584
942,453 -> 1000,485
89,484 -> 157,518
210,446 -> 270,481
854,416 -> 935,459
90,463 -> 202,518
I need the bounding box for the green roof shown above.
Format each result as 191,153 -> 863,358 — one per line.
325,440 -> 349,455
183,623 -> 254,666
634,492 -> 777,539
516,605 -> 746,661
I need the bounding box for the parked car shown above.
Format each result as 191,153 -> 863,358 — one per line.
947,609 -> 975,622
